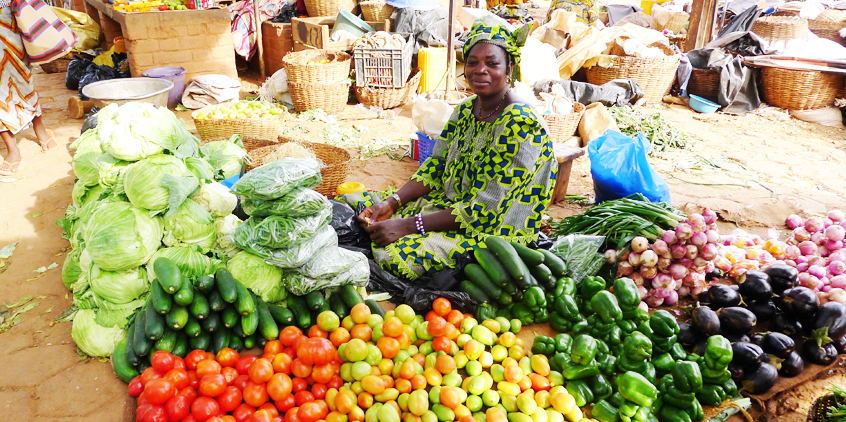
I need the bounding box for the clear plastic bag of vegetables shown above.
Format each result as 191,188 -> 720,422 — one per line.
242,188 -> 330,218
253,225 -> 338,269
550,234 -> 607,283
299,246 -> 367,280
230,158 -> 322,200
283,251 -> 369,296
234,206 -> 332,250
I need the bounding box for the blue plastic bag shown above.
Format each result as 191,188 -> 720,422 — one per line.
588,130 -> 671,204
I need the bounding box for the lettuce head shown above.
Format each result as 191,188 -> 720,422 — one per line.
71,308 -> 126,357
97,102 -> 201,161
163,199 -> 216,251
71,129 -> 103,186
83,201 -> 163,272
122,154 -> 199,213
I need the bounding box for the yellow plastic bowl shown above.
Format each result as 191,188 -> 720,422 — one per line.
336,182 -> 367,195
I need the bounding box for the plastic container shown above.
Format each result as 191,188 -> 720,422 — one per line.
416,131 -> 436,164
336,182 -> 367,194
81,77 -> 174,109
418,47 -> 448,93
354,33 -> 413,88
142,67 -> 187,109
689,94 -> 720,113
330,8 -> 375,39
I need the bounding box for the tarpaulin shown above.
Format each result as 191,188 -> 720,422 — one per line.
533,79 -> 644,107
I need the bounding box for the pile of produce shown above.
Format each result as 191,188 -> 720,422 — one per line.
194,101 -> 287,121
607,107 -> 693,155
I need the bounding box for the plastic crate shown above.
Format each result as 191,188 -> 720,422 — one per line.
416,132 -> 437,164
354,34 -> 413,88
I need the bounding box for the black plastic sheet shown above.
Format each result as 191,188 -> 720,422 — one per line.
330,200 -> 370,250
366,259 -> 478,314
78,65 -> 124,100
270,3 -> 299,23
394,7 -> 450,55
80,106 -> 99,134
66,56 -> 93,91
533,79 -> 644,107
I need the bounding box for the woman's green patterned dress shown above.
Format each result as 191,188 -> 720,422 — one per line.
342,99 -> 558,280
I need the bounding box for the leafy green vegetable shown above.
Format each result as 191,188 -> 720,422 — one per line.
97,102 -> 200,161
70,129 -> 103,187
200,135 -> 248,181
96,153 -> 131,190
93,296 -> 144,329
122,154 -> 196,213
163,199 -> 216,251
185,157 -> 215,182
83,201 -> 163,271
62,248 -> 83,291
72,181 -> 107,207
227,251 -> 286,303
230,158 -> 322,201
241,188 -> 330,218
234,206 -> 332,250
609,106 -> 693,155
71,308 -> 126,357
88,264 -> 149,304
214,215 -> 243,259
146,246 -> 218,280
192,182 -> 237,217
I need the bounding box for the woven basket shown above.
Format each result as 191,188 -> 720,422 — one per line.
192,103 -> 289,141
585,54 -> 680,104
660,12 -> 689,34
542,102 -> 585,142
355,69 -> 421,109
751,16 -> 809,44
360,1 -> 394,22
809,9 -> 846,46
668,35 -> 687,51
283,50 -> 352,85
40,56 -> 72,74
303,0 -> 356,19
688,68 -> 721,103
807,394 -> 843,422
250,137 -> 351,197
762,67 -> 843,110
288,81 -> 350,113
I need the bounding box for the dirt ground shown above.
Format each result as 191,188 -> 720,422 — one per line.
0,66 -> 843,421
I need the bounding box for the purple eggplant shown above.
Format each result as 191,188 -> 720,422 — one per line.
678,322 -> 699,346
720,330 -> 750,343
765,264 -> 799,295
740,362 -> 778,394
732,342 -> 766,368
803,341 -> 837,365
718,307 -> 757,334
813,302 -> 846,342
773,313 -> 803,337
747,300 -> 777,321
707,285 -> 741,309
760,332 -> 795,358
774,351 -> 804,377
693,306 -> 721,336
728,362 -> 745,381
739,271 -> 773,302
780,287 -> 819,317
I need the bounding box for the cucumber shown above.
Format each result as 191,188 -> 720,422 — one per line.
243,335 -> 256,349
257,337 -> 268,348
150,279 -> 172,314
474,248 -> 517,294
459,280 -> 492,304
153,258 -> 183,293
235,282 -> 256,316
316,300 -> 330,315
529,264 -> 555,288
268,304 -> 295,327
287,295 -> 312,329
145,302 -> 165,341
538,249 -> 567,277
136,359 -> 151,374
306,291 -> 326,312
229,335 -> 243,352
241,293 -> 260,336
329,294 -> 350,319
189,331 -> 211,352
193,275 -> 215,294
255,297 -> 280,341
184,316 -> 202,338
215,268 -> 239,303
231,322 -> 245,339
171,332 -> 189,358
221,306 -> 240,328
166,304 -> 189,330
173,283 -> 194,307
365,299 -> 385,317
124,321 -> 141,367
153,328 -> 178,353
464,264 -> 504,299
484,237 -> 529,283
211,328 -> 231,354
111,337 -> 139,383
208,291 -> 227,312
189,293 -> 210,320
133,308 -> 153,356
510,241 -> 546,267
201,311 -> 221,333
339,285 -> 364,309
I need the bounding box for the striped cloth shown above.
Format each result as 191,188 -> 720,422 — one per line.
10,0 -> 76,64
0,6 -> 42,134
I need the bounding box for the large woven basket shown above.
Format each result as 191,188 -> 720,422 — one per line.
807,394 -> 843,422
361,1 -> 395,22
304,0 -> 356,19
355,69 -> 421,109
283,50 -> 352,85
249,137 -> 352,197
762,67 -> 843,110
585,54 -> 680,104
40,56 -> 72,74
192,103 -> 289,141
288,81 -> 350,113
809,9 -> 846,46
751,16 -> 809,44
688,68 -> 721,103
542,102 -> 585,142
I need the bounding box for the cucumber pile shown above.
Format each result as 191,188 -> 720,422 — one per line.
287,285 -> 384,330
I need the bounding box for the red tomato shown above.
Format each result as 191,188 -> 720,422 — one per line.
243,381 -> 269,407
128,376 -> 144,397
291,377 -> 308,394
197,360 -> 223,378
290,359 -> 312,379
142,405 -> 168,422
233,374 -> 250,391
296,338 -> 335,366
267,373 -> 293,401
137,392 -> 150,407
272,353 -> 292,375
248,358 -> 274,384
279,326 -> 304,346
327,376 -> 343,390
258,403 -> 279,417
187,371 -> 201,389
282,347 -> 297,361
141,367 -> 164,386
237,356 -> 259,375
144,379 -> 176,405
251,409 -> 275,422
311,364 -> 334,385
186,350 -> 210,370
172,356 -> 186,370
191,396 -> 221,422
308,325 -> 328,339
294,391 -> 314,407
178,387 -> 198,403
311,383 -> 327,400
136,404 -> 153,422
298,402 -> 326,422
183,415 -> 199,422
165,394 -> 191,422
275,394 -> 295,413
218,385 -> 243,412
165,369 -> 190,390
199,374 -> 228,397
222,367 -> 239,385
151,351 -> 176,373
217,348 -> 241,368
264,340 -> 283,356
233,403 -> 256,422
285,407 -> 301,422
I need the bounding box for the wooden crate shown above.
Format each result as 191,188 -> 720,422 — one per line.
262,21 -> 294,76
291,16 -> 391,51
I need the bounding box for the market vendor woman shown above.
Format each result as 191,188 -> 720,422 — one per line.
348,17 -> 558,280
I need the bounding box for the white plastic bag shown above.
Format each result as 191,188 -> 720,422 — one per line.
519,38 -> 560,85
536,83 -> 575,115
258,69 -> 289,103
412,98 -> 454,138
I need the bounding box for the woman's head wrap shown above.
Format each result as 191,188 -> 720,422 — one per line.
462,16 -> 530,84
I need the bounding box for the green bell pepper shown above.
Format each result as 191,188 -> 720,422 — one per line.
624,308 -> 650,324
532,336 -> 556,356
671,361 -> 703,394
592,400 -> 621,422
564,364 -> 600,380
634,405 -> 651,422
703,335 -> 733,369
496,304 -> 513,320
590,373 -> 613,401
551,352 -> 573,373
637,321 -> 654,339
643,363 -> 657,385
699,366 -> 731,385
617,371 -> 658,408
581,276 -> 606,302
572,320 -> 590,336
554,294 -> 581,320
652,334 -> 678,354
609,392 -> 625,408
670,342 -> 687,361
511,303 -> 534,326
571,335 -> 598,365
597,354 -> 617,377
695,384 -> 726,407
620,400 -> 639,418
659,405 -> 692,422
595,338 -> 610,356
566,379 -> 594,407
723,379 -> 738,397
550,312 -> 573,333
554,333 -> 573,353
591,290 -> 623,323
664,387 -> 696,409
658,375 -> 675,394
613,278 -> 641,310
649,310 -> 680,337
618,319 -> 637,334
685,354 -> 702,364
475,303 -> 497,322
653,353 -> 675,373
524,286 -> 547,312
591,317 -> 616,337
556,277 -> 576,297
534,307 -> 549,323
605,324 -> 623,345
685,399 -> 704,422
624,331 -> 653,361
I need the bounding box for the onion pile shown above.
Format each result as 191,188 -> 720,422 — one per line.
779,210 -> 846,305
610,209 -> 721,307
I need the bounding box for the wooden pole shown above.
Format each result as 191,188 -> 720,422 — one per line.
445,0 -> 457,101
253,0 -> 266,77
684,0 -> 718,51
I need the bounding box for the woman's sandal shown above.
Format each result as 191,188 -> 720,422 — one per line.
38,129 -> 57,153
0,160 -> 21,176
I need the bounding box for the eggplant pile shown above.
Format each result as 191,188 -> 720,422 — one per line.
681,266 -> 846,395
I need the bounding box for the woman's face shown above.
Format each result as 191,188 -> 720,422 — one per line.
465,43 -> 510,98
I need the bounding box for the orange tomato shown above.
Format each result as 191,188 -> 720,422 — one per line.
298,402 -> 327,422
309,325 -> 329,339
273,353 -> 293,375
350,303 -> 371,324
216,348 -> 240,368
398,359 -> 416,379
348,406 -> 365,422
382,317 -> 404,338
459,416 -> 477,422
268,373 -> 293,401
427,316 -> 447,337
221,367 -> 239,385
433,298 -> 452,317
395,378 -> 412,394
432,336 -> 451,353
379,375 -> 394,389
350,324 -> 372,342
249,358 -> 274,384
264,340 -> 283,356
397,332 -> 412,350
251,409 -> 275,422
326,411 -> 347,422
516,374 -> 533,391
243,381 -> 269,407
312,363 -> 336,385
435,355 -> 456,374
196,359 -> 222,378
412,354 -> 426,367
291,358 -> 313,379
329,327 -> 351,347
377,337 -> 400,359
504,366 -> 522,383
527,373 -> 550,391
280,326 -> 304,346
444,324 -> 460,340
440,386 -> 461,409
446,310 -> 464,327
357,392 -> 374,409
486,408 -> 507,422
410,374 -> 427,390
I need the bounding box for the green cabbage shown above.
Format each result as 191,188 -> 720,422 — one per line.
71,129 -> 103,186
71,308 -> 126,357
89,264 -> 149,304
93,296 -> 144,329
214,215 -> 243,259
97,153 -> 132,191
192,182 -> 237,217
62,248 -> 83,291
122,154 -> 198,213
72,180 -> 107,207
200,137 -> 248,181
163,199 -> 216,251
97,102 -> 201,161
227,251 -> 286,303
186,157 -> 216,182
146,246 -> 217,280
84,202 -> 163,271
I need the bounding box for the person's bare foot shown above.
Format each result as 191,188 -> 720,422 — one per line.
38,129 -> 57,153
0,150 -> 22,175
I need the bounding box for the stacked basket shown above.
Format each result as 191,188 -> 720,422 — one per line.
542,103 -> 586,142
809,9 -> 846,47
751,16 -> 808,45
360,0 -> 395,22
284,50 -> 352,114
761,67 -> 844,110
304,0 -> 356,18
585,45 -> 680,104
687,68 -> 721,104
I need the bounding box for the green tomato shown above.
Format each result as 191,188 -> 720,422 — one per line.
365,344 -> 382,366
465,360 -> 483,377
407,345 -> 419,356
425,354 -> 437,369
422,411 -> 438,422
393,350 -> 410,365
548,371 -> 564,387
431,404 -> 455,422
490,364 -> 505,383
365,403 -> 382,422
519,356 -> 532,375
495,317 -> 511,333
429,386 -> 441,404
344,338 -> 369,362
419,341 -> 434,356
372,324 -> 384,341
351,361 -> 372,381
517,391 -> 538,415
442,372 -> 462,388
482,390 -> 500,407
460,317 -> 478,334
466,395 -> 483,412
417,322 -> 434,341
510,319 -> 522,333
546,409 -> 565,422
367,314 -> 383,328
457,334 -> 472,348
468,376 -> 487,396
377,403 -> 400,422
317,311 -> 340,332
500,393 -> 518,413
454,351 -> 469,369
491,345 -> 508,362
409,390 -> 429,416
340,362 -> 353,382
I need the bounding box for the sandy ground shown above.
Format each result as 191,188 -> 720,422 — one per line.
0,64 -> 843,421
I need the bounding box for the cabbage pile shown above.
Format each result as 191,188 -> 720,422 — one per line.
58,103 -> 246,357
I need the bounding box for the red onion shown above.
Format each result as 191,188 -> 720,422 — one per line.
637,285 -> 648,299
793,227 -> 811,242
806,275 -> 823,291
809,256 -> 827,267
811,232 -> 827,246
785,214 -> 803,229
823,217 -> 834,228
654,288 -> 672,299
805,217 -> 824,233
700,243 -> 718,261
685,245 -> 699,260
640,265 -> 658,279
799,272 -> 811,285
676,223 -> 693,240
818,291 -> 829,304
693,257 -> 709,269
708,223 -> 718,231
795,255 -> 810,265
652,273 -> 675,290
631,236 -> 649,253
638,301 -> 649,312
682,272 -> 697,287
799,241 -> 818,256
831,275 -> 846,289
826,240 -> 843,252
809,265 -> 826,279
630,272 -> 644,286
620,249 -> 631,261
821,277 -> 829,286
829,210 -> 845,223
679,258 -> 694,269
691,232 -> 708,248
702,208 -> 717,225
796,263 -> 810,273
678,286 -> 690,297
705,230 -> 720,244
662,230 -> 677,245
669,263 -> 688,280
688,213 -> 706,230
706,262 -> 716,273
664,289 -> 679,305
716,258 -> 732,272
671,244 -> 686,259
785,260 -> 796,267
652,240 -> 669,256
645,290 -> 664,307
822,285 -> 832,293
691,285 -> 709,297
628,252 -> 641,267
721,235 -> 734,246
784,245 -> 801,260
826,224 -> 846,242
604,249 -> 618,265
820,246 -> 831,258
617,261 -> 634,277
829,250 -> 846,263
657,257 -> 672,271
640,250 -> 658,267
828,288 -> 846,305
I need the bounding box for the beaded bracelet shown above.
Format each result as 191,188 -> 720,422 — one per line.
415,214 -> 425,235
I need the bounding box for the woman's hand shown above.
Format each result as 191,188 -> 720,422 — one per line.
357,200 -> 395,227
365,218 -> 416,246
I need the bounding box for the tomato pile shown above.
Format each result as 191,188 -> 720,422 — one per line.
128,298 -> 585,422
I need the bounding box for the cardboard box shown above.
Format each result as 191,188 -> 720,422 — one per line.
291,16 -> 390,52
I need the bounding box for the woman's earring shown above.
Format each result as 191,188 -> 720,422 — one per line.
507,75 -> 512,84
